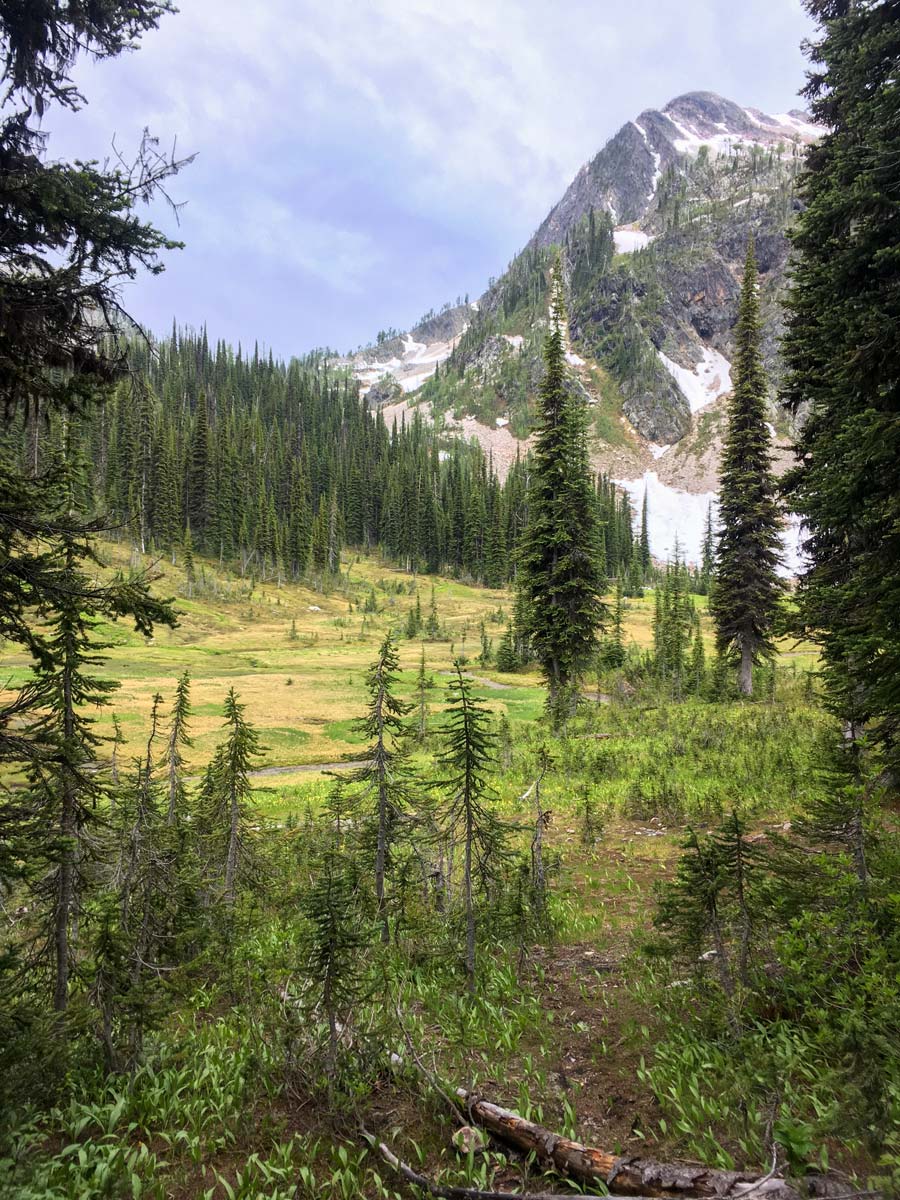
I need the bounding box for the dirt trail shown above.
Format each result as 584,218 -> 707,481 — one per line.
439,670 -> 512,690
186,760 -> 369,783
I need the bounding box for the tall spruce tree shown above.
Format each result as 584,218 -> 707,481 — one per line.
639,489 -> 651,575
710,237 -> 784,696
700,502 -> 716,596
165,671 -> 192,825
782,0 -> 900,773
438,663 -> 509,996
517,271 -> 606,721
197,689 -> 261,910
0,2 -> 184,1065
348,632 -> 416,941
27,520 -> 175,1014
0,1 -> 186,772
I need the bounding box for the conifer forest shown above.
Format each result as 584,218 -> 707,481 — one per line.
1,3 -> 899,1198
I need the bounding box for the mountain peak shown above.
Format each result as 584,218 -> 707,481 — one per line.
531,91 -> 820,250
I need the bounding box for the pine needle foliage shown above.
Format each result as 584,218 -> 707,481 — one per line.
782,0 -> 900,771
196,689 -> 261,910
165,671 -> 192,825
517,270 -> 606,722
347,632 -> 416,941
299,849 -> 373,1093
710,237 -> 784,696
437,663 -> 510,995
25,520 -> 175,1014
656,811 -> 762,1008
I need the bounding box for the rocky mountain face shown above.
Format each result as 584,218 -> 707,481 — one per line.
337,302 -> 473,404
533,91 -> 818,246
342,91 -> 820,563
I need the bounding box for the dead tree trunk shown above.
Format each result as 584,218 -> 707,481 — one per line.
454,1090 -> 804,1200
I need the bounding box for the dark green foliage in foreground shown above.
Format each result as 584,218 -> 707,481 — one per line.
299,848 -> 374,1092
437,663 -> 511,994
782,0 -> 900,770
650,750 -> 900,1167
0,0 -> 186,1110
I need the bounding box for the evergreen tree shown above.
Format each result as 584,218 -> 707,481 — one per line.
197,689 -> 261,910
478,621 -> 492,665
165,671 -> 192,825
700,502 -> 716,595
411,644 -> 433,746
299,849 -> 371,1094
182,526 -> 196,596
187,396 -> 210,542
690,623 -> 707,694
437,664 -> 509,995
517,272 -> 606,721
640,489 -> 651,574
0,1 -> 185,774
405,593 -> 422,640
98,694 -> 175,1068
654,553 -> 693,688
606,577 -> 626,668
425,585 -> 441,640
347,633 -> 415,941
782,0 -> 900,771
710,237 -> 784,696
495,623 -> 519,673
26,523 -> 175,1014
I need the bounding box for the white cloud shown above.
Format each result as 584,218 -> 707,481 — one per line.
196,198 -> 383,292
254,209 -> 383,293
52,0 -> 815,239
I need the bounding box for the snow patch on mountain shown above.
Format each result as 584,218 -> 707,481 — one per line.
659,347 -> 732,413
615,470 -> 805,574
613,228 -> 652,253
662,98 -> 822,162
615,472 -> 715,563
352,329 -> 463,397
773,112 -> 822,140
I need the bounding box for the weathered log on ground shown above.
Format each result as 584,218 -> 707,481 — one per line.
363,1129 -> 672,1200
455,1090 -> 806,1200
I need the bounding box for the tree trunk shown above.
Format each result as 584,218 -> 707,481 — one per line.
167,749 -> 178,825
374,675 -> 390,944
224,778 -> 239,906
454,1090 -> 803,1200
464,802 -> 475,996
54,634 -> 78,1014
738,639 -> 753,696
54,775 -> 76,1013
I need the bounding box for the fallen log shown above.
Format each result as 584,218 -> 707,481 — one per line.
383,1034 -> 870,1200
454,1090 -> 804,1200
363,1129 -> 668,1200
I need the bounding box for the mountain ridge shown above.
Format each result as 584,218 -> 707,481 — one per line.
337,89 -> 820,565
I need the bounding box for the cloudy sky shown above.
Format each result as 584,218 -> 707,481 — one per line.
46,0 -> 816,358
